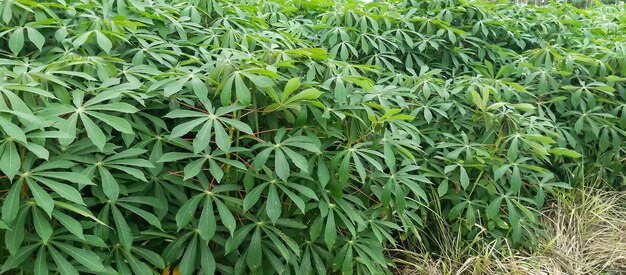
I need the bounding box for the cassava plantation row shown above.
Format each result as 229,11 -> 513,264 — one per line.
0,0 -> 625,274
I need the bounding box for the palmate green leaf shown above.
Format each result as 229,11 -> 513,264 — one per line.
53,201 -> 106,226
27,179 -> 54,216
88,102 -> 139,113
0,141 -> 20,180
169,117 -> 205,139
274,149 -> 289,180
199,245 -> 216,274
125,251 -> 153,275
214,119 -> 230,152
2,180 -> 23,223
234,73 -> 251,106
114,251 -> 133,274
95,31 -> 112,54
266,77 -> 324,117
459,166 -> 470,190
486,196 -> 504,219
80,113 -> 107,151
246,228 -> 263,270
132,247 -> 165,270
198,198 -> 216,242
309,217 -> 323,241
324,210 -> 337,249
24,142 -> 49,160
99,166 -> 119,201
225,224 -> 255,254
54,242 -> 106,272
58,113 -> 78,146
32,170 -> 93,186
160,149 -> 245,181
266,184 -> 281,224
280,186 -> 306,213
5,208 -> 27,254
117,202 -> 163,230
9,27 -> 24,56
220,117 -> 253,136
163,77 -> 188,97
34,246 -> 49,275
166,102 -> 252,153
26,27 -> 45,51
44,90 -> 137,149
53,210 -> 85,240
215,199 -> 237,236
284,88 -> 323,105
218,69 -> 277,106
283,78 -> 301,99
243,173 -> 317,220
72,31 -> 93,48
24,167 -> 91,207
112,205 -> 134,250
334,145 -> 384,184
35,179 -> 83,205
162,233 -> 191,266
494,165 -> 510,180
178,235 -> 198,275
549,148 -> 582,158
317,158 -> 330,188
48,246 -> 79,275
252,133 -> 320,180
0,116 -> 27,142
87,112 -> 133,134
511,166 -> 522,193
175,194 -> 203,230
32,207 -> 53,244
194,121 -> 213,154
507,138 -> 519,163
243,182 -> 268,211
0,244 -> 39,273
437,180 -> 449,197
263,246 -> 285,274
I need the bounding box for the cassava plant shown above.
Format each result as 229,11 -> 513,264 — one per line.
0,0 -> 625,274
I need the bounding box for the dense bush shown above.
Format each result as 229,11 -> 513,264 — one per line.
0,0 -> 625,274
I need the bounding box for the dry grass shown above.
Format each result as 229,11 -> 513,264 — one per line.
393,188 -> 626,275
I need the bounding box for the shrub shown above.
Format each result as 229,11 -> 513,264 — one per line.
0,0 -> 624,274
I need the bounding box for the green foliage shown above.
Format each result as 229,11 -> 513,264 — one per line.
0,0 -> 625,274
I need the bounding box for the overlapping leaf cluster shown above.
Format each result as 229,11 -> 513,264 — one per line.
0,0 -> 625,274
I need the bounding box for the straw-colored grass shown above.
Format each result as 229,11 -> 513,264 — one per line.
393,188 -> 626,275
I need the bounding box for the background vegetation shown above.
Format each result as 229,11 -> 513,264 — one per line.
0,0 -> 624,274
